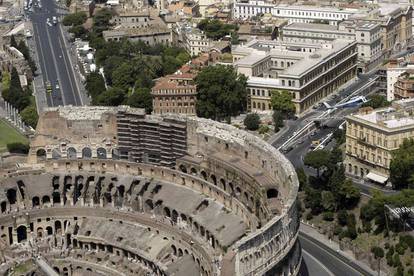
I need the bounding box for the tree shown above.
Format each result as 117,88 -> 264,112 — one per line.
304,150 -> 330,177
197,19 -> 237,40
20,105 -> 38,128
7,142 -> 29,154
92,8 -> 113,35
270,90 -> 296,118
5,67 -> 31,111
362,94 -> 390,109
69,25 -> 87,38
112,63 -> 134,91
371,246 -> 384,276
86,72 -> 106,103
244,113 -> 260,131
95,87 -> 126,106
195,65 -> 247,121
127,88 -> 153,114
62,12 -> 87,26
321,191 -> 336,211
17,40 -> 36,74
337,179 -> 360,209
337,210 -> 348,226
390,139 -> 414,189
272,110 -> 284,132
296,167 -> 307,191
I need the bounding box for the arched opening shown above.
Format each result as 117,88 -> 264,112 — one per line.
52,191 -> 61,204
46,226 -> 53,236
163,207 -> 171,218
55,221 -> 62,234
51,148 -> 61,159
67,147 -> 77,159
171,244 -> 177,256
219,179 -> 226,191
178,248 -> 183,257
37,227 -> 43,238
6,189 -> 17,205
82,147 -> 92,159
36,148 -> 46,161
53,267 -> 60,274
1,201 -> 6,213
17,225 -> 27,242
112,148 -> 120,160
145,199 -> 154,210
97,147 -> 107,159
179,165 -> 187,173
42,195 -> 51,205
210,175 -> 217,186
266,188 -> 278,199
190,168 -> 197,175
172,209 -> 178,223
32,196 -> 40,208
200,171 -> 207,180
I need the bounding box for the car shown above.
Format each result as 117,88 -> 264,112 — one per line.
55,83 -> 60,90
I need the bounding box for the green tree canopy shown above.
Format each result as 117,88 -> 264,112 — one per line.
197,19 -> 237,40
361,94 -> 390,109
127,88 -> 153,114
270,90 -> 296,118
62,12 -> 87,26
20,105 -> 38,128
272,110 -> 284,132
244,113 -> 260,131
304,150 -> 330,177
92,8 -> 113,35
390,139 -> 414,189
95,87 -> 126,106
85,72 -> 106,104
195,65 -> 247,121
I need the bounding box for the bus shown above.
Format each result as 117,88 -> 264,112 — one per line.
46,81 -> 52,93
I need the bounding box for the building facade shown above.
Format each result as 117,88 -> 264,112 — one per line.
394,70 -> 414,99
345,99 -> 414,184
151,72 -> 197,115
233,39 -> 358,114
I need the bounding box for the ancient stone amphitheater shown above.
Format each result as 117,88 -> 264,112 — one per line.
0,106 -> 301,276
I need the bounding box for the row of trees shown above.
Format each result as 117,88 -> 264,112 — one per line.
10,35 -> 37,75
1,68 -> 38,128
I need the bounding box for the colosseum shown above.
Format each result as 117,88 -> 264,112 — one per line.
0,106 -> 301,276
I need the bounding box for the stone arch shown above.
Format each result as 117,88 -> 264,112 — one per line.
219,178 -> 226,191
46,226 -> 53,236
97,147 -> 107,159
180,213 -> 187,223
6,189 -> 17,205
82,147 -> 92,159
235,187 -> 242,197
51,148 -> 61,159
210,174 -> 217,186
42,195 -> 51,205
52,191 -> 61,204
190,167 -> 197,175
178,248 -> 183,257
172,209 -> 179,223
36,148 -> 46,161
145,199 -> 154,211
1,201 -> 6,213
171,244 -> 177,256
163,207 -> 171,218
17,225 -> 27,242
179,165 -> 187,173
67,147 -> 77,159
112,148 -> 120,160
266,188 -> 278,199
55,221 -> 62,234
53,267 -> 60,274
200,171 -> 207,180
32,196 -> 40,207
37,227 -> 43,238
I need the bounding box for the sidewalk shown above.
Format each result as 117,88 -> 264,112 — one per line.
300,222 -> 384,276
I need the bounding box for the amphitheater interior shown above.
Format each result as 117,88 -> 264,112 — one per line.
0,106 -> 301,276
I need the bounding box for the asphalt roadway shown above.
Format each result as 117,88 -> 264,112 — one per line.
29,0 -> 82,106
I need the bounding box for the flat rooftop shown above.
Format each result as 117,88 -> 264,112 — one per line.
352,107 -> 414,129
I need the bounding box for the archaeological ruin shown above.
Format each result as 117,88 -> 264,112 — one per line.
0,106 -> 301,276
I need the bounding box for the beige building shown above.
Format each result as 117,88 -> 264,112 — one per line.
151,72 -> 197,115
233,39 -> 357,114
345,99 -> 414,185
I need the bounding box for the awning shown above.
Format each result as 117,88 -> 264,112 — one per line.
366,172 -> 388,184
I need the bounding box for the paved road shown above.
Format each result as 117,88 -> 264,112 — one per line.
29,0 -> 83,107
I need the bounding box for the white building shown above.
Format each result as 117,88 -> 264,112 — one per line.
282,21 -> 382,72
233,1 -> 369,25
386,61 -> 414,101
181,27 -> 211,56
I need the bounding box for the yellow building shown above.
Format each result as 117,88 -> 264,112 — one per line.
344,99 -> 414,185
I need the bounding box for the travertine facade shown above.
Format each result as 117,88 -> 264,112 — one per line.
1,106 -> 301,276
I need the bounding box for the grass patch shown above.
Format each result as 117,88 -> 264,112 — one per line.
0,119 -> 28,152
13,260 -> 35,274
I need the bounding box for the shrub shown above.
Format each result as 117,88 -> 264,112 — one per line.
7,142 -> 29,154
371,246 -> 384,259
333,224 -> 342,236
346,227 -> 358,240
306,212 -> 313,221
362,220 -> 372,233
400,235 -> 414,251
258,124 -> 270,134
408,268 -> 414,276
323,211 -> 334,221
395,265 -> 404,276
395,242 -> 407,255
337,210 -> 348,226
393,253 -> 402,267
244,113 -> 261,131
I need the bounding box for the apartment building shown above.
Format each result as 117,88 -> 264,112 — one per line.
345,99 -> 414,184
232,39 -> 357,114
282,21 -> 382,72
182,28 -> 211,56
394,70 -> 414,99
151,72 -> 197,115
386,59 -> 414,101
110,11 -> 151,28
233,1 -> 367,25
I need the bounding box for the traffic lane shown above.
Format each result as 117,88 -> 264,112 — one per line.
300,250 -> 334,276
299,235 -> 363,276
47,24 -> 79,105
31,13 -> 63,106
